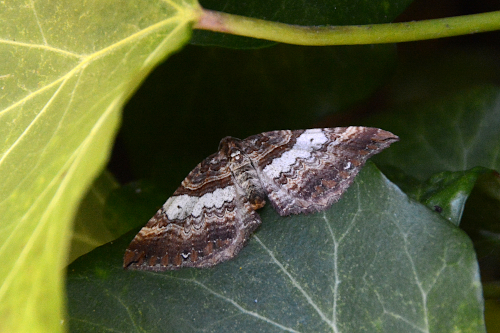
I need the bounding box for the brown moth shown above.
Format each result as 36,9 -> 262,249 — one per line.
124,127 -> 399,271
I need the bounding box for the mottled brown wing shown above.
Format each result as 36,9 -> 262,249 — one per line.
242,127 -> 399,216
123,151 -> 261,271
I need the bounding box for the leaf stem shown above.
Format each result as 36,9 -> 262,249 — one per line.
194,9 -> 500,45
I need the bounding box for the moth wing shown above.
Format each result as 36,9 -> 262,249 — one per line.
243,127 -> 399,216
124,152 -> 261,271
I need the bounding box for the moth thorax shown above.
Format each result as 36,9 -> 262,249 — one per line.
230,160 -> 266,210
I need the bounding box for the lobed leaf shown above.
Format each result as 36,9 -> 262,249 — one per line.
67,163 -> 485,332
0,0 -> 200,331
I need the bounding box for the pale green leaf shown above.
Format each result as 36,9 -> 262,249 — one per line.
0,0 -> 200,332
68,171 -> 119,264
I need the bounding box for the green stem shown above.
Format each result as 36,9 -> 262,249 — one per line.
194,9 -> 500,45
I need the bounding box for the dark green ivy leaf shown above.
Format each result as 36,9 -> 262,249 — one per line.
67,163 -> 484,332
371,86 -> 500,181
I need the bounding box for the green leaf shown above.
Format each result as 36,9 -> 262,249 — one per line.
67,163 -> 485,332
461,171 -> 500,293
393,167 -> 491,226
0,0 -> 200,331
370,86 -> 500,181
70,174 -> 170,264
463,171 -> 500,236
366,84 -> 500,242
69,171 -> 120,264
192,0 -> 414,48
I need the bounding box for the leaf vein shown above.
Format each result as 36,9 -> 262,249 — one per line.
68,318 -> 123,333
397,228 -> 430,333
28,0 -> 48,45
0,70 -> 74,177
107,290 -> 146,332
187,278 -> 301,333
373,290 -> 428,333
322,212 -> 340,332
254,236 -> 334,331
0,38 -> 83,58
0,88 -> 122,302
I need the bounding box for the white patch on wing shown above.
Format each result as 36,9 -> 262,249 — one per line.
164,186 -> 236,220
163,195 -> 197,220
338,126 -> 362,140
263,129 -> 328,179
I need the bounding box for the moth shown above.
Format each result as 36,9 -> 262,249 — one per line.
124,127 -> 398,271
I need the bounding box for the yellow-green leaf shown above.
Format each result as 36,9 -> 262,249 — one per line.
68,171 -> 120,264
0,0 -> 200,332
